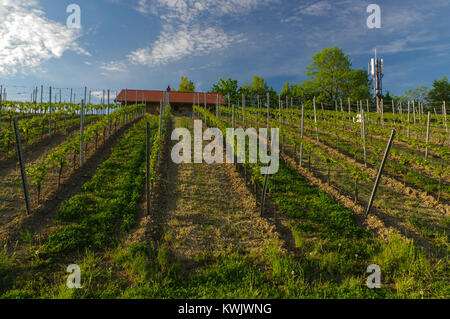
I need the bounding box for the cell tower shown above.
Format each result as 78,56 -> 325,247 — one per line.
368,48 -> 384,112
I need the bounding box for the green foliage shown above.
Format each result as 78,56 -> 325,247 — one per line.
43,224 -> 92,254
58,194 -> 92,221
211,77 -> 239,104
427,76 -> 450,104
178,76 -> 195,92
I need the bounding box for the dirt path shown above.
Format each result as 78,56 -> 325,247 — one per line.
137,117 -> 282,274
230,116 -> 448,256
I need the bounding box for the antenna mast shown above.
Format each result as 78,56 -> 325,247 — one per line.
368,48 -> 384,112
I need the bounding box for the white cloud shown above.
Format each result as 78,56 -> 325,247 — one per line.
134,0 -> 155,15
99,61 -> 127,72
128,26 -> 243,67
90,90 -> 105,99
127,0 -> 272,68
0,0 -> 89,76
137,0 -> 277,20
299,1 -> 332,16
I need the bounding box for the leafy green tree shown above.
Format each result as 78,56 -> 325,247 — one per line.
249,76 -> 269,97
211,77 -> 239,104
306,47 -> 351,103
342,69 -> 372,101
305,47 -> 371,105
239,76 -> 270,105
178,77 -> 195,92
427,76 -> 450,104
280,82 -> 292,99
401,86 -> 430,103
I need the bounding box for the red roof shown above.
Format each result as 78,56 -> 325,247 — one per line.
114,90 -> 226,105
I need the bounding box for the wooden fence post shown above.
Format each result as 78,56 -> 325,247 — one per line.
425,111 -> 430,161
146,121 -> 151,215
366,129 -> 396,216
361,109 -> 367,167
80,99 -> 85,168
299,103 -> 304,167
313,96 -> 319,143
49,86 -> 52,137
260,165 -> 271,217
13,118 -> 31,215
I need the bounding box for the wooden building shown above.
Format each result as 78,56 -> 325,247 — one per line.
114,88 -> 226,115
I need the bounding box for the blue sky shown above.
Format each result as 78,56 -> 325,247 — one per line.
1,0 -> 449,102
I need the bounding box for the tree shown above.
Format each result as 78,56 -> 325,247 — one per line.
178,77 -> 195,92
427,76 -> 450,104
249,76 -> 269,97
402,86 -> 430,103
280,82 -> 292,99
342,69 -> 371,101
306,47 -> 352,103
211,77 -> 239,104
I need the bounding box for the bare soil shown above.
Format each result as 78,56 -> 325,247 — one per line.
0,117 -> 141,246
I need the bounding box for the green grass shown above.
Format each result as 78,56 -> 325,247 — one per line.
0,113 -> 168,298
2,109 -> 448,299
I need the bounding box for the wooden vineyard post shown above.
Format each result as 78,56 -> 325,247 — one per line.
0,85 -> 2,130
266,93 -> 270,129
146,121 -> 151,215
232,104 -> 236,165
361,109 -> 367,167
279,99 -> 283,147
232,104 -> 236,131
366,129 -> 396,216
193,95 -> 195,118
348,97 -> 351,115
260,164 -> 271,217
257,95 -> 260,120
443,101 -> 449,145
242,94 -> 245,126
299,104 -> 304,167
159,100 -> 163,139
13,118 -> 31,215
216,94 -> 219,118
40,85 -> 43,116
313,96 -> 319,143
376,96 -> 380,113
158,100 -> 163,165
80,99 -> 85,168
407,101 -> 410,138
278,95 -> 281,128
412,100 -> 416,126
125,88 -> 128,123
107,90 -> 111,137
49,86 -> 52,137
425,111 -> 430,161
136,90 -> 138,117
418,102 -> 422,121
